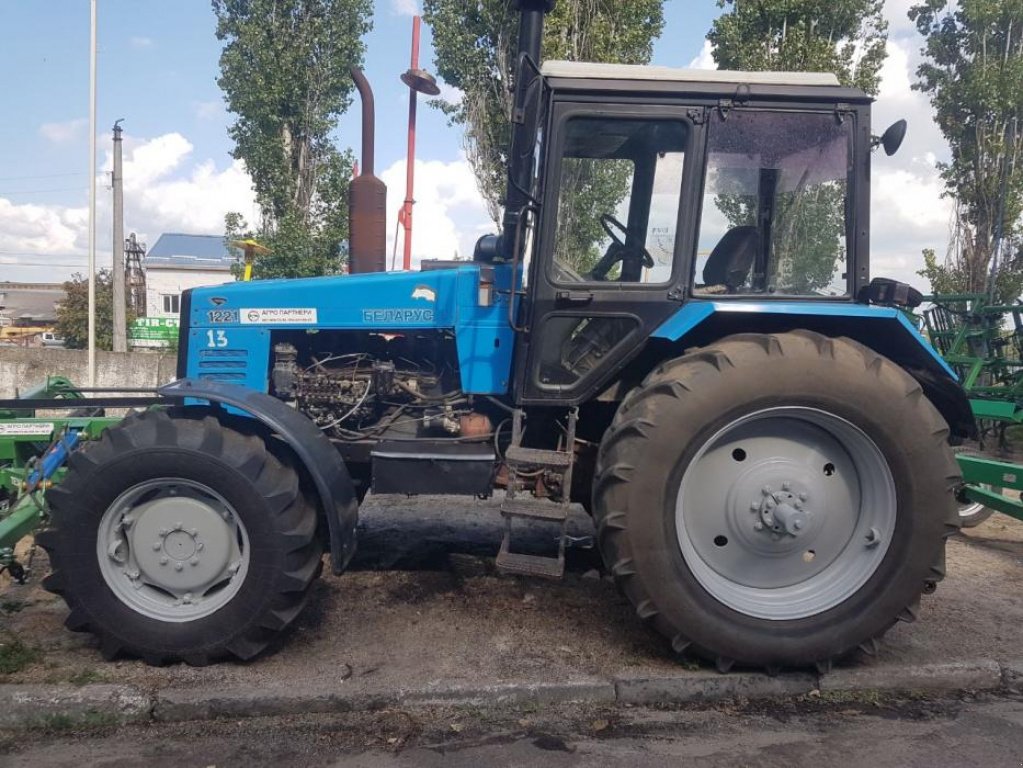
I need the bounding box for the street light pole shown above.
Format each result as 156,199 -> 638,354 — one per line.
87,0 -> 98,385
399,16 -> 439,271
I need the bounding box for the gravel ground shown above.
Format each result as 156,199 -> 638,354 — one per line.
2,494 -> 1023,695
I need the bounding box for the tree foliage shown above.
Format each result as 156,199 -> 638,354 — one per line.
56,270 -> 136,351
709,0 -> 888,95
423,0 -> 665,224
213,0 -> 372,278
910,0 -> 1023,297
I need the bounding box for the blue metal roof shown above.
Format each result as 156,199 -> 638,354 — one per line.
147,233 -> 236,271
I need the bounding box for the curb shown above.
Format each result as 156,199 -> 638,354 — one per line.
1,659 -> 1018,731
0,684 -> 151,730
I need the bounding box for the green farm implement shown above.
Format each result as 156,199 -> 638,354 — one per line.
922,294 -> 1023,526
0,378 -> 124,582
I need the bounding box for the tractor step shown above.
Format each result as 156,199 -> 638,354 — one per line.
495,541 -> 565,579
505,445 -> 572,469
501,498 -> 570,522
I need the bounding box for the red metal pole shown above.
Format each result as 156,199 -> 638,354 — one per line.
401,16 -> 422,271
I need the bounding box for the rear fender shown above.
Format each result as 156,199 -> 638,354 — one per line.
652,301 -> 976,441
158,379 -> 358,574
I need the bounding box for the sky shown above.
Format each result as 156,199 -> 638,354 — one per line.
0,0 -> 950,289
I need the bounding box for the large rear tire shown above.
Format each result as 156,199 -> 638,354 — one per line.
594,331 -> 961,671
38,409 -> 322,665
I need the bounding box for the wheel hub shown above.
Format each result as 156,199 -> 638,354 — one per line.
754,484 -> 810,538
98,479 -> 249,622
676,407 -> 897,620
129,497 -> 235,594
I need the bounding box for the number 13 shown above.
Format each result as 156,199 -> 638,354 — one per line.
206,330 -> 228,348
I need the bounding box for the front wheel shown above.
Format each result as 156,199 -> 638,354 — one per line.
38,410 -> 323,665
594,331 -> 960,671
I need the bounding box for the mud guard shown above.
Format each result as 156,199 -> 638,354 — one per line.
158,378 -> 358,574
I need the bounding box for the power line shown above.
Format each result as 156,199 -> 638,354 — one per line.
2,262 -> 96,268
0,187 -> 85,196
0,172 -> 86,182
0,250 -> 88,258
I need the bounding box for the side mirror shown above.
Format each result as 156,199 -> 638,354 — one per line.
876,119 -> 908,157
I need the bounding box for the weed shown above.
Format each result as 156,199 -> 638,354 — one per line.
0,635 -> 41,675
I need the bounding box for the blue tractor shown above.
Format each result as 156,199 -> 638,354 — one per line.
39,1 -> 972,672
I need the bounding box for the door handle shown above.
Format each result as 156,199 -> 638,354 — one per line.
555,290 -> 594,304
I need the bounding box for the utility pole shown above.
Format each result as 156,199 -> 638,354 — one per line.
87,0 -> 98,385
112,119 -> 126,352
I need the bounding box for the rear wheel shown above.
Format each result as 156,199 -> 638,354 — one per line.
594,331 -> 960,671
38,409 -> 322,665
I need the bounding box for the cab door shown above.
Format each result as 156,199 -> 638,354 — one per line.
514,102 -> 702,405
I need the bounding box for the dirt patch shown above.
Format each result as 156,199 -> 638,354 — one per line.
1,495 -> 1022,694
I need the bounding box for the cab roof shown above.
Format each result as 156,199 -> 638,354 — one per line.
541,61 -> 840,87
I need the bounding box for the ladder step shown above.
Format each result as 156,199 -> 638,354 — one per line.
501,498 -> 570,522
496,541 -> 565,580
505,446 -> 572,469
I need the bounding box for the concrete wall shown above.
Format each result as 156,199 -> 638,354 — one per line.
0,347 -> 177,398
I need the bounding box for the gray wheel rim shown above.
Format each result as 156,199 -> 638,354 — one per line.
97,478 -> 250,622
676,406 -> 896,621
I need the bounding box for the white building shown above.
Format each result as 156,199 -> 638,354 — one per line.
145,233 -> 237,319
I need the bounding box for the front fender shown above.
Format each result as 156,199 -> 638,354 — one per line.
653,301 -> 975,440
158,378 -> 358,574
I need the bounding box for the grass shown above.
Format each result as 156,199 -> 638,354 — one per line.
0,634 -> 41,675
23,709 -> 120,734
64,668 -> 107,687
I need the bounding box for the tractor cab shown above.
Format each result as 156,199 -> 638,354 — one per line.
493,61 -> 880,404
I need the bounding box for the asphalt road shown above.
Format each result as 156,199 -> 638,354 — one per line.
4,693 -> 1023,767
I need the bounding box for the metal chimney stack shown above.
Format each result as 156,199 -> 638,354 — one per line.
348,68 -> 387,274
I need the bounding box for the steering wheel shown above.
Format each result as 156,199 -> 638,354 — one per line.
589,214 -> 654,281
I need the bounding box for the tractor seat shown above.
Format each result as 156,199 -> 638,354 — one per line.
700,225 -> 758,293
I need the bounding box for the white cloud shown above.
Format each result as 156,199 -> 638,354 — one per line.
379,157 -> 490,268
434,80 -> 464,107
391,0 -> 419,16
130,36 -> 154,50
3,132 -> 256,282
39,118 -> 87,144
689,40 -> 716,70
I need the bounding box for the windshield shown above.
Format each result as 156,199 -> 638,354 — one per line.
694,109 -> 853,297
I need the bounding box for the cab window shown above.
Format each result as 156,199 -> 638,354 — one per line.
694,110 -> 853,297
549,116 -> 687,286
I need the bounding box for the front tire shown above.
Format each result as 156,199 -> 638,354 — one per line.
594,331 -> 960,671
38,409 -> 323,665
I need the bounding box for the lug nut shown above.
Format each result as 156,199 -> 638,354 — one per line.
189,557 -> 200,566
174,562 -> 184,572
782,482 -> 791,491
762,486 -> 773,495
754,522 -> 764,531
152,542 -> 162,551
799,492 -> 808,501
159,556 -> 169,566
196,542 -> 204,551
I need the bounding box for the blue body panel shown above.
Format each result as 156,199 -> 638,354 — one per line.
653,300 -> 957,380
184,264 -> 517,395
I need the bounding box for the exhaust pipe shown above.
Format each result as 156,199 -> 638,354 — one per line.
348,68 -> 387,274
500,0 -> 555,260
